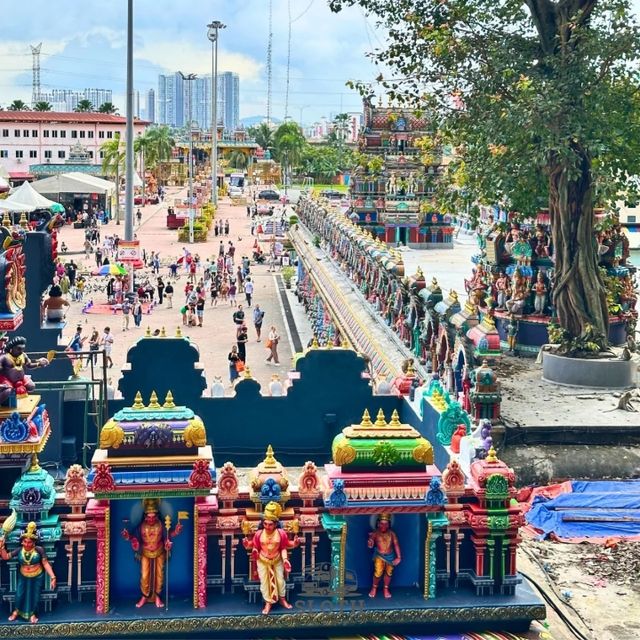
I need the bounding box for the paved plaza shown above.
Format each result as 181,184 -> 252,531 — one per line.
56,190 -> 313,395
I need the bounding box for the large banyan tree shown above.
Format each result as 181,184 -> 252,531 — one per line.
329,0 -> 640,348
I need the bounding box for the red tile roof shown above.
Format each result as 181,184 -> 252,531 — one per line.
0,111 -> 149,125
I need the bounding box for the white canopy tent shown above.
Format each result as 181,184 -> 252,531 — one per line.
2,181 -> 58,211
0,176 -> 9,190
31,172 -> 115,196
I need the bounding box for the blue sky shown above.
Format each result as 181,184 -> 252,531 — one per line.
0,0 -> 385,123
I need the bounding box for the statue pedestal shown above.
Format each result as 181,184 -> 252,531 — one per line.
542,351 -> 637,389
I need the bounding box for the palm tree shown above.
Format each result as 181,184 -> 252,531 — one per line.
7,100 -> 30,111
101,135 -> 125,224
74,99 -> 94,113
227,150 -> 248,170
97,102 -> 119,114
145,126 -> 175,184
134,130 -> 155,202
33,101 -> 53,112
249,122 -> 274,153
274,122 -> 307,186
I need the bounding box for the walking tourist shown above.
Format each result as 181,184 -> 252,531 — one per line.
164,282 -> 174,308
244,277 -> 254,307
265,326 -> 281,365
100,327 -> 114,368
121,299 -> 132,331
228,345 -> 242,387
253,305 -> 265,341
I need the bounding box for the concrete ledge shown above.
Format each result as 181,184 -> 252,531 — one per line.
542,351 -> 637,389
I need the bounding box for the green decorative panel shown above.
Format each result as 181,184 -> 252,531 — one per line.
485,473 -> 509,499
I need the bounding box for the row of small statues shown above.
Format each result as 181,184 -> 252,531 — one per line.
0,503 -> 402,623
466,264 -> 550,316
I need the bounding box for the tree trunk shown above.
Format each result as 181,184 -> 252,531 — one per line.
548,146 -> 608,343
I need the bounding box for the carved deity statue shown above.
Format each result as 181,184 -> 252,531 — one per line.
368,514 -> 402,599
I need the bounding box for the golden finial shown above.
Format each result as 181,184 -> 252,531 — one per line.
263,444 -> 277,468
1,212 -> 10,226
416,266 -> 424,277
19,212 -> 28,229
374,409 -> 387,427
176,326 -> 183,338
148,391 -> 161,408
360,409 -> 373,427
389,409 -> 401,427
243,366 -> 253,379
29,453 -> 40,472
145,326 -> 151,337
163,391 -> 175,408
406,360 -> 415,375
486,447 -> 498,463
132,391 -> 145,409
450,290 -> 458,301
311,336 -> 319,349
326,339 -> 333,350
432,277 -> 438,286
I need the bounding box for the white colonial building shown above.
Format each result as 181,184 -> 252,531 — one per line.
0,112 -> 149,181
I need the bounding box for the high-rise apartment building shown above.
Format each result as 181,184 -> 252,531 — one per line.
147,89 -> 155,124
39,88 -> 113,112
157,71 -> 239,132
158,73 -> 185,128
218,72 -> 240,133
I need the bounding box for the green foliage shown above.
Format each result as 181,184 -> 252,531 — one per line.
97,102 -> 119,114
273,121 -> 307,168
599,267 -> 624,315
330,0 -> 640,346
74,99 -> 94,113
248,122 -> 275,152
33,101 -> 52,112
7,100 -> 29,111
227,150 -> 248,170
312,234 -> 321,247
547,321 -> 606,356
281,266 -> 296,284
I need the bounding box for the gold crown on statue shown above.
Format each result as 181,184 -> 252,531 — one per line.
263,501 -> 282,522
20,521 -> 38,541
143,498 -> 160,514
377,513 -> 391,523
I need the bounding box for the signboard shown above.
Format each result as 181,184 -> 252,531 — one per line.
118,240 -> 140,262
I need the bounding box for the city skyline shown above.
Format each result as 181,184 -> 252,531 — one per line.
0,0 -> 383,124
157,71 -> 239,131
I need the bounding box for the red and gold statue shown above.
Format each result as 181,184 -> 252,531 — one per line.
368,513 -> 402,599
121,498 -> 183,608
242,501 -> 300,614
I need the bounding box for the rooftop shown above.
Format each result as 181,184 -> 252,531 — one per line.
0,111 -> 150,125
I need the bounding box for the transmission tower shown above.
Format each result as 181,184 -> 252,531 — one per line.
30,43 -> 42,106
266,0 -> 273,125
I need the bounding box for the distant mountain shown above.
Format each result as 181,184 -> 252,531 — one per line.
240,115 -> 283,128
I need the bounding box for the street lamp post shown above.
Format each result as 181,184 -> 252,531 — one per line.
207,21 -> 226,207
124,0 -> 134,245
179,71 -> 197,244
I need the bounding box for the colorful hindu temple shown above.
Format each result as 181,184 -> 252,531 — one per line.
0,206 -> 547,638
348,96 -> 455,248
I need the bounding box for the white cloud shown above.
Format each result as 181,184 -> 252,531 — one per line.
135,39 -> 262,81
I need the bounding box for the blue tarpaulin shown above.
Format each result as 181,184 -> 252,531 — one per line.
526,480 -> 640,541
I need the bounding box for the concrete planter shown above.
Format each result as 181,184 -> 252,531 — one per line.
542,351 -> 637,389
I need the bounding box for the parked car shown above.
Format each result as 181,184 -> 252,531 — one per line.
319,190 -> 344,201
257,189 -> 281,201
